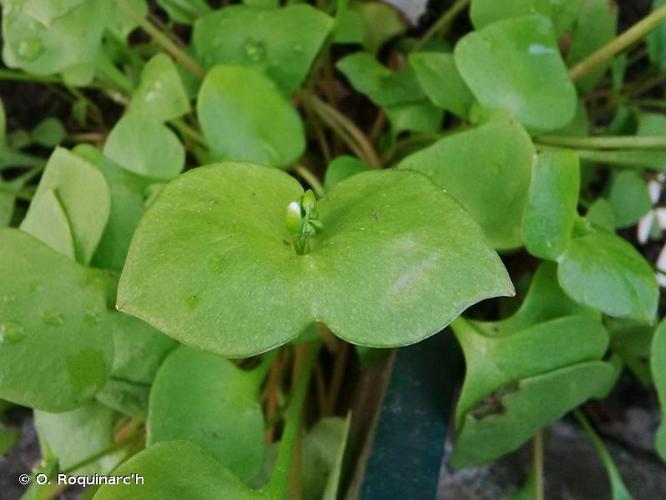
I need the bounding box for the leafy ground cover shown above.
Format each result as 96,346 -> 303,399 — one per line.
1,0 -> 666,498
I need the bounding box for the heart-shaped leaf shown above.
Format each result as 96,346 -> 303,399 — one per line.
118,162 -> 512,357
197,66 -> 305,168
0,228 -> 113,411
398,110 -> 534,249
651,319 -> 666,461
25,147 -> 110,265
193,4 -> 333,95
522,150 -> 580,260
409,52 -> 475,118
2,0 -> 110,78
557,227 -> 658,323
148,346 -> 265,483
455,15 -> 577,131
130,53 -> 190,123
103,111 -> 185,180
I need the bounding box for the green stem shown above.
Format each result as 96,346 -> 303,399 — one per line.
536,144 -> 666,170
309,94 -> 381,168
569,5 -> 666,81
264,342 -> 321,498
95,53 -> 135,94
169,118 -> 207,147
412,0 -> 471,52
632,98 -> 666,109
115,0 -> 205,79
536,135 -> 666,149
63,434 -> 142,474
0,183 -> 33,201
292,165 -> 325,198
0,69 -> 60,84
532,430 -> 545,500
251,349 -> 280,388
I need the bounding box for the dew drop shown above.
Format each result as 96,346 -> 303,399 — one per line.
42,308 -> 64,326
0,321 -> 26,345
84,309 -> 101,326
243,38 -> 266,63
17,37 -> 44,61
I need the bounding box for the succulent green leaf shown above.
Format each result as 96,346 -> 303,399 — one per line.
107,0 -> 147,39
31,117 -> 66,147
118,163 -> 512,357
156,0 -> 211,24
450,360 -> 616,468
35,402 -> 121,474
455,15 -> 577,132
470,0 -> 583,35
74,145 -> 158,272
29,147 -> 110,265
398,110 -> 534,249
93,441 -> 260,500
567,0 -> 618,91
608,318 -> 653,386
557,228 -> 658,323
522,150 -> 580,260
130,53 -> 190,123
607,170 -> 651,229
651,319 -> 666,461
385,100 -> 443,135
453,315 -> 609,428
409,52 -> 475,118
0,228 -> 113,411
193,5 -> 333,95
324,155 -> 370,190
2,0 -> 110,77
197,66 -> 305,168
19,188 -> 75,259
586,198 -> 615,232
103,111 -> 185,180
353,1 -> 405,54
148,346 -> 265,483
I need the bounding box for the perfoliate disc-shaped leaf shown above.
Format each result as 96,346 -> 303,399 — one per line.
93,441 -> 260,500
454,15 -> 577,132
567,0 -> 618,91
470,0 -> 583,35
74,145 -> 158,272
398,110 -> 534,249
0,228 -> 113,411
19,188 -> 75,259
35,402 -> 120,474
557,228 -> 658,323
130,53 -> 190,123
193,5 -> 333,95
522,150 -> 580,260
148,346 -> 265,482
409,52 -> 475,118
2,0 -> 110,76
30,147 -> 111,265
450,360 -> 616,468
118,162 -> 512,357
607,170 -> 651,229
324,156 -> 370,190
103,111 -> 185,180
197,66 -> 305,168
156,0 -> 211,24
651,318 -> 666,461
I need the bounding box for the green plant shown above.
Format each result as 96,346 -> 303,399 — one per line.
1,0 -> 666,498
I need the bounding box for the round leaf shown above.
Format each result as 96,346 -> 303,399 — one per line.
197,66 -> 305,168
103,111 -> 185,180
398,110 -> 534,249
454,15 -> 577,131
607,170 -> 651,229
130,53 -> 190,123
118,163 -> 512,357
0,228 -> 113,411
148,346 -> 265,482
193,5 -> 333,95
557,229 -> 658,323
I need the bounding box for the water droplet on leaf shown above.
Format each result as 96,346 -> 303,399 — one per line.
0,321 -> 26,345
42,308 -> 64,326
17,37 -> 44,61
243,39 -> 266,63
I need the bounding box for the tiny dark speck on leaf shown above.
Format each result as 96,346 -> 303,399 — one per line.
282,239 -> 291,246
371,212 -> 381,220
